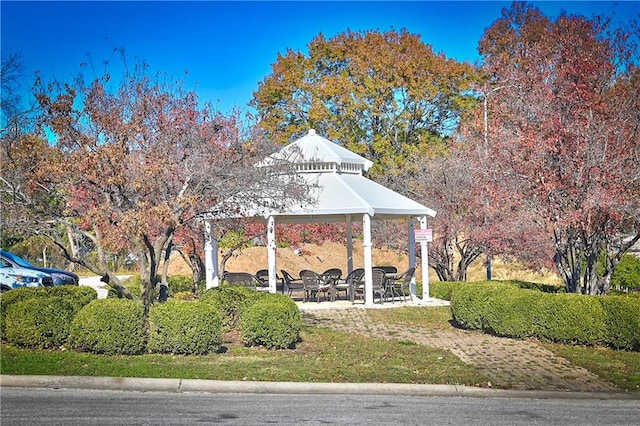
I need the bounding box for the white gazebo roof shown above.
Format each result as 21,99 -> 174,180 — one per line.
254,129 -> 436,222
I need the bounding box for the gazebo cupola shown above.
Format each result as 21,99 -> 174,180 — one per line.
287,129 -> 373,177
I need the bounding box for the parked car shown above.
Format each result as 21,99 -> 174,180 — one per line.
0,258 -> 54,292
0,251 -> 79,286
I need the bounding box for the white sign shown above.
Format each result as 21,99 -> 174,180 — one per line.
414,228 -> 433,242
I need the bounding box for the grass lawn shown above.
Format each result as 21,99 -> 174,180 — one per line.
1,326 -> 489,386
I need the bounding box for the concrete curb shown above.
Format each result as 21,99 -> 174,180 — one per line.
2,375 -> 639,400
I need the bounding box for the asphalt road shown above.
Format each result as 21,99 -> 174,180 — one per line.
2,387 -> 639,425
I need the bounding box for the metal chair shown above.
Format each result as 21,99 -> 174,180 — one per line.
371,268 -> 388,303
321,268 -> 342,300
300,269 -> 332,302
256,269 -> 285,293
255,269 -> 269,283
280,269 -> 304,296
222,272 -> 269,292
373,265 -> 398,275
390,267 -> 416,302
336,268 -> 364,300
351,268 -> 386,304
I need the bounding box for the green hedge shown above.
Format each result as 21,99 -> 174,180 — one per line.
148,301 -> 222,355
69,299 -> 147,355
450,282 -> 507,329
239,294 -> 302,349
535,293 -> 606,345
5,297 -> 77,349
167,275 -> 196,294
598,296 -> 640,351
482,288 -> 542,338
200,285 -> 264,331
611,254 -> 640,292
0,286 -> 96,339
429,281 -> 458,301
43,286 -> 98,310
450,282 -> 640,350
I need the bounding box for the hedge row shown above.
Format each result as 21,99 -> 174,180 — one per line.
3,283 -> 302,354
0,286 -> 97,341
450,283 -> 640,351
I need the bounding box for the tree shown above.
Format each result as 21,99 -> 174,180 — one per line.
475,2 -> 640,294
251,29 -> 479,176
10,58 -> 312,316
1,50 -> 27,134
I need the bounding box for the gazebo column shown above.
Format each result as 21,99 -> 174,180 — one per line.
346,214 -> 353,274
363,213 -> 374,306
408,218 -> 417,299
266,215 -> 277,293
204,220 -> 219,290
419,216 -> 430,299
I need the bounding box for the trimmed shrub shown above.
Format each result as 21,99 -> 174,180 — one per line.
429,281 -> 462,301
5,296 -> 76,348
172,291 -> 198,301
598,296 -> 640,351
482,288 -> 542,338
200,285 -> 264,331
535,293 -> 606,345
240,294 -> 302,349
448,280 -> 638,350
1,287 -> 44,338
41,285 -> 97,310
450,282 -> 506,329
611,255 -> 640,292
148,301 -> 222,355
69,299 -> 146,355
0,286 -> 96,339
167,275 -> 195,294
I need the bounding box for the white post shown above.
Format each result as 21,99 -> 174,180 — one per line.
267,215 -> 277,293
420,216 -> 429,299
346,214 -> 353,274
408,218 -> 417,299
204,220 -> 219,290
363,214 -> 373,306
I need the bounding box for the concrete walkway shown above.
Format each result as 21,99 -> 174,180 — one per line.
301,306 -> 619,393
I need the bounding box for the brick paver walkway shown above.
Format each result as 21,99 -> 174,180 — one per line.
302,307 -> 619,392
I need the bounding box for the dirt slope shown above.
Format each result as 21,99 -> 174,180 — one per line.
169,242 -> 561,284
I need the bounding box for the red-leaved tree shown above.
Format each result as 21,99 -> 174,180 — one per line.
23,59 -> 311,315
475,3 -> 640,294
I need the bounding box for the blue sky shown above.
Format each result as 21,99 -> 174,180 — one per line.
2,1 -> 638,115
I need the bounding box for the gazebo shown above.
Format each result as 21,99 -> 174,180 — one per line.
204,129 -> 436,306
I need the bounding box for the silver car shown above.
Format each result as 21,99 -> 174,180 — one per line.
0,258 -> 54,292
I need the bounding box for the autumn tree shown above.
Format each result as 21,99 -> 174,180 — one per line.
251,29 -> 479,176
14,59 -> 311,315
474,2 -> 640,294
